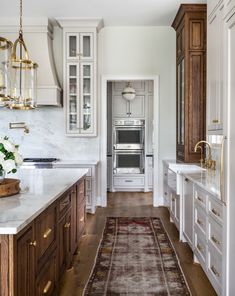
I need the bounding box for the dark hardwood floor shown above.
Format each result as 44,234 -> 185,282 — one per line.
59,192 -> 217,296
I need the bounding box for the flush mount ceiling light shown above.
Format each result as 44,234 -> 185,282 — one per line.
0,37 -> 13,105
122,82 -> 136,101
6,0 -> 38,110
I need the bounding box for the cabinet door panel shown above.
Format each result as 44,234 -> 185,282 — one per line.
183,178 -> 194,246
80,33 -> 94,60
189,20 -> 205,50
130,95 -> 145,118
16,224 -> 35,296
67,34 -> 79,60
0,236 -> 9,296
113,95 -> 128,117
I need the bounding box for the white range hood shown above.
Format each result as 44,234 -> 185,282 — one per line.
0,17 -> 61,106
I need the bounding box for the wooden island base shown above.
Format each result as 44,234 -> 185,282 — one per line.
0,177 -> 86,296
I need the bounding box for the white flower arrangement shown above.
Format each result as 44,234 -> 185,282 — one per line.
0,137 -> 23,174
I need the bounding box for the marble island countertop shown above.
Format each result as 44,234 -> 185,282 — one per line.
0,168 -> 88,235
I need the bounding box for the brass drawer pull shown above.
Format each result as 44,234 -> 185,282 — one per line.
29,241 -> 37,247
64,222 -> 71,229
211,235 -> 221,246
43,228 -> 52,239
197,196 -> 203,203
211,265 -> 220,277
197,219 -> 203,226
197,244 -> 203,252
212,119 -> 219,123
43,280 -> 52,294
212,208 -> 220,217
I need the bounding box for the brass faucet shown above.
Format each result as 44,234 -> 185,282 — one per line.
194,140 -> 216,170
9,122 -> 29,134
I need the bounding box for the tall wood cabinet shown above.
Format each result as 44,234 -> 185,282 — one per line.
172,4 -> 207,162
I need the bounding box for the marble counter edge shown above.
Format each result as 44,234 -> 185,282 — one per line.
53,159 -> 99,167
0,169 -> 88,235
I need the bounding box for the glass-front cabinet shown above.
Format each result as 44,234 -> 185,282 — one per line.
60,24 -> 97,137
67,33 -> 93,61
67,63 -> 94,135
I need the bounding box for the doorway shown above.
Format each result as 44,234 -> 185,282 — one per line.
100,75 -> 160,207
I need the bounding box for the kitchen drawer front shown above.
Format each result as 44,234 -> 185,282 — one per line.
208,216 -> 223,253
58,192 -> 71,218
36,250 -> 57,296
194,186 -> 207,209
207,244 -> 222,294
195,203 -> 207,236
77,178 -> 86,206
113,176 -> 145,187
35,205 -> 57,262
194,230 -> 207,267
208,197 -> 223,225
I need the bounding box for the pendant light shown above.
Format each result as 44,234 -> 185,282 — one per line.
122,82 -> 136,101
7,0 -> 38,110
0,37 -> 13,105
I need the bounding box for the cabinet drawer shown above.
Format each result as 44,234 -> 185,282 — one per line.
58,192 -> 71,218
208,216 -> 223,253
113,176 -> 145,187
208,245 -> 222,292
194,186 -> 207,209
208,197 -> 223,225
35,205 -> 56,261
36,250 -> 57,296
195,203 -> 207,236
194,230 -> 207,267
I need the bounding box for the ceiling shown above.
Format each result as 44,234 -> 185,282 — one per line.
0,0 -> 206,26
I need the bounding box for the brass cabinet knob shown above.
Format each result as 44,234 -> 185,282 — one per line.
43,280 -> 52,294
211,265 -> 220,277
43,228 -> 52,239
212,208 -> 220,217
80,217 -> 84,222
212,119 -> 219,123
64,222 -> 71,228
29,241 -> 37,247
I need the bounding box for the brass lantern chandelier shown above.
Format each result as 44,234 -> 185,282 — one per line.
0,37 -> 13,105
7,0 -> 38,110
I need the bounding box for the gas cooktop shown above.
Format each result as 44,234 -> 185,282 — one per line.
22,158 -> 59,168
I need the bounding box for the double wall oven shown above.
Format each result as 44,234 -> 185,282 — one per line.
113,119 -> 145,174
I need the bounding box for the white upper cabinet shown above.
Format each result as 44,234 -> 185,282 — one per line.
57,18 -> 102,137
207,2 -> 224,133
66,33 -> 94,61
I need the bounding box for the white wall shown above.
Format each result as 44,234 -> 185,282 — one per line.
98,26 -> 176,202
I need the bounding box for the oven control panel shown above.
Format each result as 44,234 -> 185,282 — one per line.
114,119 -> 145,126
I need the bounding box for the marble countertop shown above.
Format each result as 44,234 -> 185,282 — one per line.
53,159 -> 99,167
0,168 -> 88,235
183,170 -> 221,198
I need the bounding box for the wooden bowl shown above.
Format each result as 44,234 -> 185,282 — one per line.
0,178 -> 20,198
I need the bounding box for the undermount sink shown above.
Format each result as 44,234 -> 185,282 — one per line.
168,164 -> 206,174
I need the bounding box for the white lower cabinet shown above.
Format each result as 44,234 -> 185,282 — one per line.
193,184 -> 224,296
113,175 -> 145,190
169,190 -> 180,230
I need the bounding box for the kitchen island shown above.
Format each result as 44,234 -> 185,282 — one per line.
0,168 -> 87,296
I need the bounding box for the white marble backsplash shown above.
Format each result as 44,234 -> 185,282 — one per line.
0,107 -> 99,160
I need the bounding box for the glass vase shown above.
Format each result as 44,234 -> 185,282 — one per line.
0,170 -> 5,184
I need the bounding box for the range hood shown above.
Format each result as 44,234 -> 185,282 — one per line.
0,17 -> 61,106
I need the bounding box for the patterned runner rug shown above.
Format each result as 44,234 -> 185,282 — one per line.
83,217 -> 191,295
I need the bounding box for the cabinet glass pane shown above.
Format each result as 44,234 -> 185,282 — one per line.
83,36 -> 91,58
181,59 -> 185,145
69,96 -> 77,113
83,78 -> 91,94
83,65 -> 91,76
69,65 -> 77,76
69,36 -> 77,57
69,78 -> 77,94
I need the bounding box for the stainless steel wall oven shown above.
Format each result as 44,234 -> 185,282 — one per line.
113,149 -> 144,174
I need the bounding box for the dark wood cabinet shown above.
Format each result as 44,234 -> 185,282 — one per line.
15,223 -> 35,296
0,176 -> 86,296
172,4 -> 207,163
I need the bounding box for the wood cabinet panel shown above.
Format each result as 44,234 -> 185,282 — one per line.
15,223 -> 35,296
0,235 -> 9,296
172,4 -> 206,163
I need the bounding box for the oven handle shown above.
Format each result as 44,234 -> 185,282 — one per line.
114,126 -> 145,130
113,150 -> 144,155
